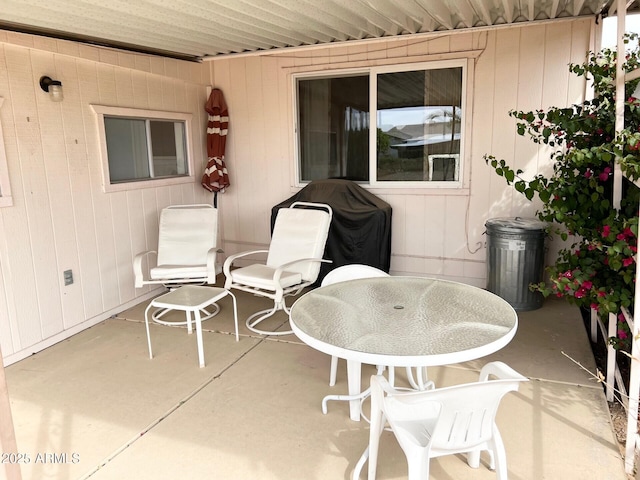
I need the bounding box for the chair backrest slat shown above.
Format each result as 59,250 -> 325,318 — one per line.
385,379 -> 520,450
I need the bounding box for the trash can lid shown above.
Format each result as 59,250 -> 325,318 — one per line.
485,217 -> 547,233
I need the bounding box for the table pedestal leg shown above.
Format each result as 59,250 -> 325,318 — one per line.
346,359 -> 362,421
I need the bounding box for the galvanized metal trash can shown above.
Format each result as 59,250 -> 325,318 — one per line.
486,217 -> 546,311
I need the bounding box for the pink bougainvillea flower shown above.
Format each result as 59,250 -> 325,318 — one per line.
623,227 -> 635,238
598,291 -> 607,298
623,257 -> 635,267
602,225 -> 611,237
582,280 -> 593,289
598,166 -> 612,181
574,288 -> 587,299
584,169 -> 592,178
618,330 -> 628,340
617,233 -> 626,240
590,303 -> 599,310
631,245 -> 638,253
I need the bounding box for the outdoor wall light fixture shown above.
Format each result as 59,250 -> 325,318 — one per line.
39,76 -> 63,102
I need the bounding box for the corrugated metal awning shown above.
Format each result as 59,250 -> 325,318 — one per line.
0,0 -> 634,61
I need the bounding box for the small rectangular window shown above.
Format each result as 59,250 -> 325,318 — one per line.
91,105 -> 194,192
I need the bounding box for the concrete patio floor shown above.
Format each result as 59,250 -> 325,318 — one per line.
4,285 -> 630,480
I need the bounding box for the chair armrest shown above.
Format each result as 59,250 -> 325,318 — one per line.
272,258 -> 332,283
206,247 -> 224,284
479,361 -> 528,382
222,249 -> 269,277
133,250 -> 157,288
370,374 -> 398,396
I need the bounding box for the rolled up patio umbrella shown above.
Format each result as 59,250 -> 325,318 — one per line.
202,88 -> 230,206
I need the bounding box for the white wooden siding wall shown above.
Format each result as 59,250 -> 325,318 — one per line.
0,31 -> 211,364
209,18 -> 593,285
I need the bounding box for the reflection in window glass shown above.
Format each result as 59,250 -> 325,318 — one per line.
376,68 -> 462,182
150,121 -> 187,177
104,117 -> 189,184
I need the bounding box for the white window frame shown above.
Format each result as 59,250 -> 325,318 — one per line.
293,59 -> 469,189
91,105 -> 195,193
0,98 -> 13,207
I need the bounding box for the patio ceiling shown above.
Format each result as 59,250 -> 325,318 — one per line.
1,2 -> 640,476
0,0 -> 634,62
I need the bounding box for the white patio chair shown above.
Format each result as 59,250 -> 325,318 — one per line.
133,204 -> 221,325
354,361 -> 528,480
320,264 -> 390,387
223,202 -> 332,335
320,265 -> 435,416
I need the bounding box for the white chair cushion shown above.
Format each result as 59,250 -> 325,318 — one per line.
150,264 -> 208,280
266,208 -> 330,281
230,264 -> 302,290
157,206 -> 218,266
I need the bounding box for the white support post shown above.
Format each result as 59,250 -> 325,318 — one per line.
0,347 -> 22,480
607,312 -> 617,402
625,300 -> 640,474
613,0 -> 640,474
613,0 -> 625,209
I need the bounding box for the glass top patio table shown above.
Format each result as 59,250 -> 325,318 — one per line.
289,276 -> 518,420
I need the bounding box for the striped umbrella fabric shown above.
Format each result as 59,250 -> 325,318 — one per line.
202,88 -> 230,196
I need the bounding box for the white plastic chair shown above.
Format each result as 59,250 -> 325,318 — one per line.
320,264 -> 390,387
354,361 -> 528,480
133,204 -> 222,324
223,202 -> 332,335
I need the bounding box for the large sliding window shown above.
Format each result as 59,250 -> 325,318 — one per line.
295,60 -> 466,187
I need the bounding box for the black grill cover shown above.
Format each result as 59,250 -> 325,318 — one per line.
271,179 -> 392,284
